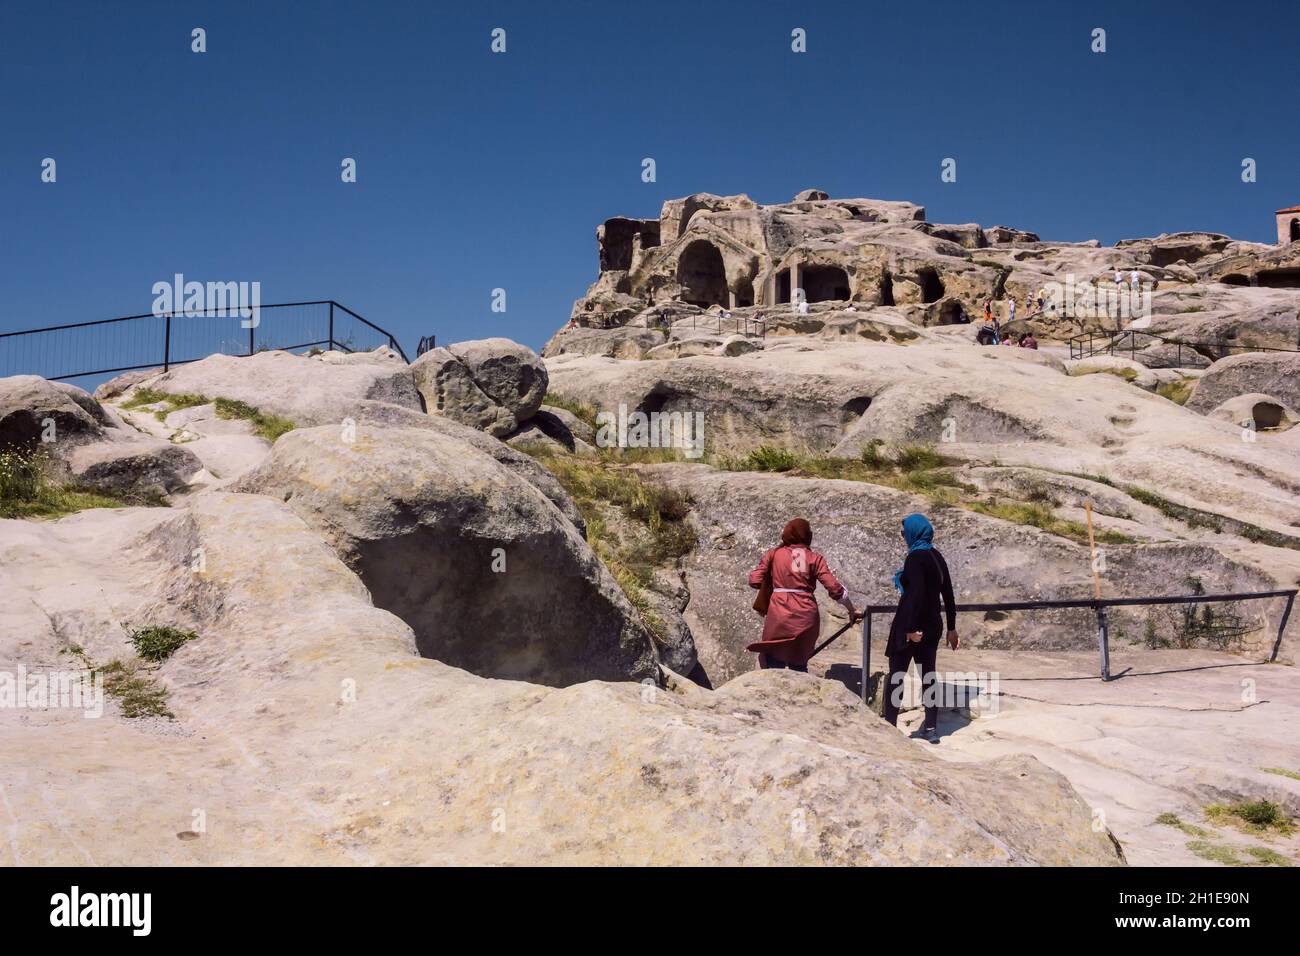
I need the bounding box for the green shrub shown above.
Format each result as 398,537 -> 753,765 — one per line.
130,625 -> 197,662
0,447 -> 137,519
96,660 -> 173,719
0,447 -> 45,502
894,444 -> 947,472
743,445 -> 799,472
1205,800 -> 1294,835
524,451 -> 698,642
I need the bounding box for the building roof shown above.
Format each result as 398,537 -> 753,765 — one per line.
1277,206 -> 1300,214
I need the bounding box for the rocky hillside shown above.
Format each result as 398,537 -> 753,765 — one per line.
1,190 -> 1297,866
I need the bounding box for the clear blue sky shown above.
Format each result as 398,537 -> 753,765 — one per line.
2,0 -> 1297,358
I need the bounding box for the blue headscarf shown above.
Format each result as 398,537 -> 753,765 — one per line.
892,513 -> 934,592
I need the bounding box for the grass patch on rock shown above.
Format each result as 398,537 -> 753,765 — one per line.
1156,378 -> 1194,405
0,447 -> 152,519
540,393 -> 599,433
716,443 -> 1135,545
95,659 -> 174,719
1186,839 -> 1293,867
1155,812 -> 1210,838
523,448 -> 697,642
717,442 -> 970,500
970,500 -> 1134,545
1071,365 -> 1138,382
213,398 -> 296,442
1205,800 -> 1295,837
1262,767 -> 1300,781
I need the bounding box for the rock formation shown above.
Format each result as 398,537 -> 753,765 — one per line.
3,188 -> 1299,867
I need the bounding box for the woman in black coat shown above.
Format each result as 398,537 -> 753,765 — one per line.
884,513 -> 960,743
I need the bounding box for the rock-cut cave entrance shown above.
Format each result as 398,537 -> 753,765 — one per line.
677,240 -> 728,307
802,265 -> 851,304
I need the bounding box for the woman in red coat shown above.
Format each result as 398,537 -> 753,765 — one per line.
747,518 -> 856,672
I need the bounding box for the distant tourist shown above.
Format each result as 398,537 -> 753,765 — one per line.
747,518 -> 856,673
1130,269 -> 1141,291
884,514 -> 960,744
796,298 -> 810,315
1019,332 -> 1038,349
1114,268 -> 1123,288
1007,298 -> 1016,323
976,317 -> 1000,345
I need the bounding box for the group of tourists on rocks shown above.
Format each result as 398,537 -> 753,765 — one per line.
746,513 -> 959,745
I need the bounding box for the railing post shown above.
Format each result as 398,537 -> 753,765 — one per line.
1096,604 -> 1112,681
163,313 -> 171,372
860,613 -> 872,704
1270,591 -> 1296,662
249,317 -> 255,356
329,301 -> 335,351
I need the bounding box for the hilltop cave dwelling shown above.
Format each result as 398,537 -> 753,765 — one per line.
574,190 -> 1300,331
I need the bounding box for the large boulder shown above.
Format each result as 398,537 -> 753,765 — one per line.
0,375 -> 199,497
135,350 -> 423,427
0,375 -> 104,449
447,338 -> 548,420
411,339 -> 547,438
1186,352 -> 1300,414
234,423 -> 657,686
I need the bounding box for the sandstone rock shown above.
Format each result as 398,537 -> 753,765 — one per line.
1187,352 -> 1300,413
1206,393 -> 1298,431
410,346 -> 515,436
64,438 -> 198,497
542,326 -> 667,360
345,399 -> 587,533
503,408 -> 593,455
0,375 -> 103,448
0,494 -> 1124,865
410,339 -> 547,438
447,338 -> 548,422
0,375 -> 200,496
94,369 -> 158,401
134,350 -> 423,427
233,424 -> 658,686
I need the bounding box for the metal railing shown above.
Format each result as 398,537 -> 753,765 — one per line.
0,300 -> 409,384
570,307 -> 767,337
810,588 -> 1297,698
1067,329 -> 1300,367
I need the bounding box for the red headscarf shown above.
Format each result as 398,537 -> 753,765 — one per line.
781,518 -> 812,547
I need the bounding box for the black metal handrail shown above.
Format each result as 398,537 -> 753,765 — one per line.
0,300 -> 409,383
1067,328 -> 1299,366
809,588 -> 1297,694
